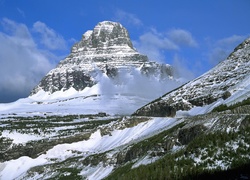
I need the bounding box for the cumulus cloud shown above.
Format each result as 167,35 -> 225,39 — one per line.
134,31 -> 178,62
115,9 -> 143,27
168,29 -> 198,47
208,35 -> 247,65
140,32 -> 179,50
33,21 -> 67,50
0,18 -> 65,102
134,28 -> 197,62
1,18 -> 35,47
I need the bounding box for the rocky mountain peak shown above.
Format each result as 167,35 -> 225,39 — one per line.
30,21 -> 174,95
71,21 -> 134,55
93,21 -> 133,48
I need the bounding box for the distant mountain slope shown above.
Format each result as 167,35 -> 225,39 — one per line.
133,37 -> 250,117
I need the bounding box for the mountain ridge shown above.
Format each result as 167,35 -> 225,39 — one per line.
133,37 -> 250,117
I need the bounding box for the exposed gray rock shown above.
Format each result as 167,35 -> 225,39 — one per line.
240,116 -> 250,130
178,124 -> 207,145
133,102 -> 176,117
222,91 -> 231,100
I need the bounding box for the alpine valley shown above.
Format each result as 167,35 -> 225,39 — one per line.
0,21 -> 250,180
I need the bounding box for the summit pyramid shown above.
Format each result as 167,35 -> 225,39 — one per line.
31,21 -> 174,95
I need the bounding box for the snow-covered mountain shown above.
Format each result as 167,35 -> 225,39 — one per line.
134,37 -> 250,117
31,21 -> 174,95
1,21 -> 180,116
0,23 -> 250,179
0,21 -> 182,116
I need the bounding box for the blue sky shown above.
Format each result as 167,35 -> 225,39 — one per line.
0,0 -> 250,102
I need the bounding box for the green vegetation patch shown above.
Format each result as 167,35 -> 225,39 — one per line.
116,122 -> 185,164
105,124 -> 250,180
212,97 -> 250,112
50,167 -> 83,180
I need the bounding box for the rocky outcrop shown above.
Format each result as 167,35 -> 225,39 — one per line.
0,132 -> 91,162
178,124 -> 207,145
240,115 -> 250,130
31,21 -> 173,95
34,71 -> 95,93
134,37 -> 250,117
133,102 -> 176,117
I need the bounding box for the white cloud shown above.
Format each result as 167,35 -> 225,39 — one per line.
168,29 -> 198,47
1,18 -> 35,47
0,18 -> 63,102
172,55 -> 195,82
96,68 -> 182,102
134,30 -> 178,62
208,35 -> 247,65
115,9 -> 143,27
133,28 -> 197,62
140,32 -> 179,50
33,21 -> 67,50
216,35 -> 246,48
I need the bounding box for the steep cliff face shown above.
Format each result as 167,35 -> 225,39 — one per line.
30,21 -> 173,95
134,38 -> 250,116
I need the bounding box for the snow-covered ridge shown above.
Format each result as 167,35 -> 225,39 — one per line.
134,37 -> 250,116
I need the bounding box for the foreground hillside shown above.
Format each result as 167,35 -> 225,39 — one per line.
1,99 -> 250,179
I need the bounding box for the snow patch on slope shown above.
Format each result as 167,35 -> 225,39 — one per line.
1,131 -> 42,144
0,117 -> 179,180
